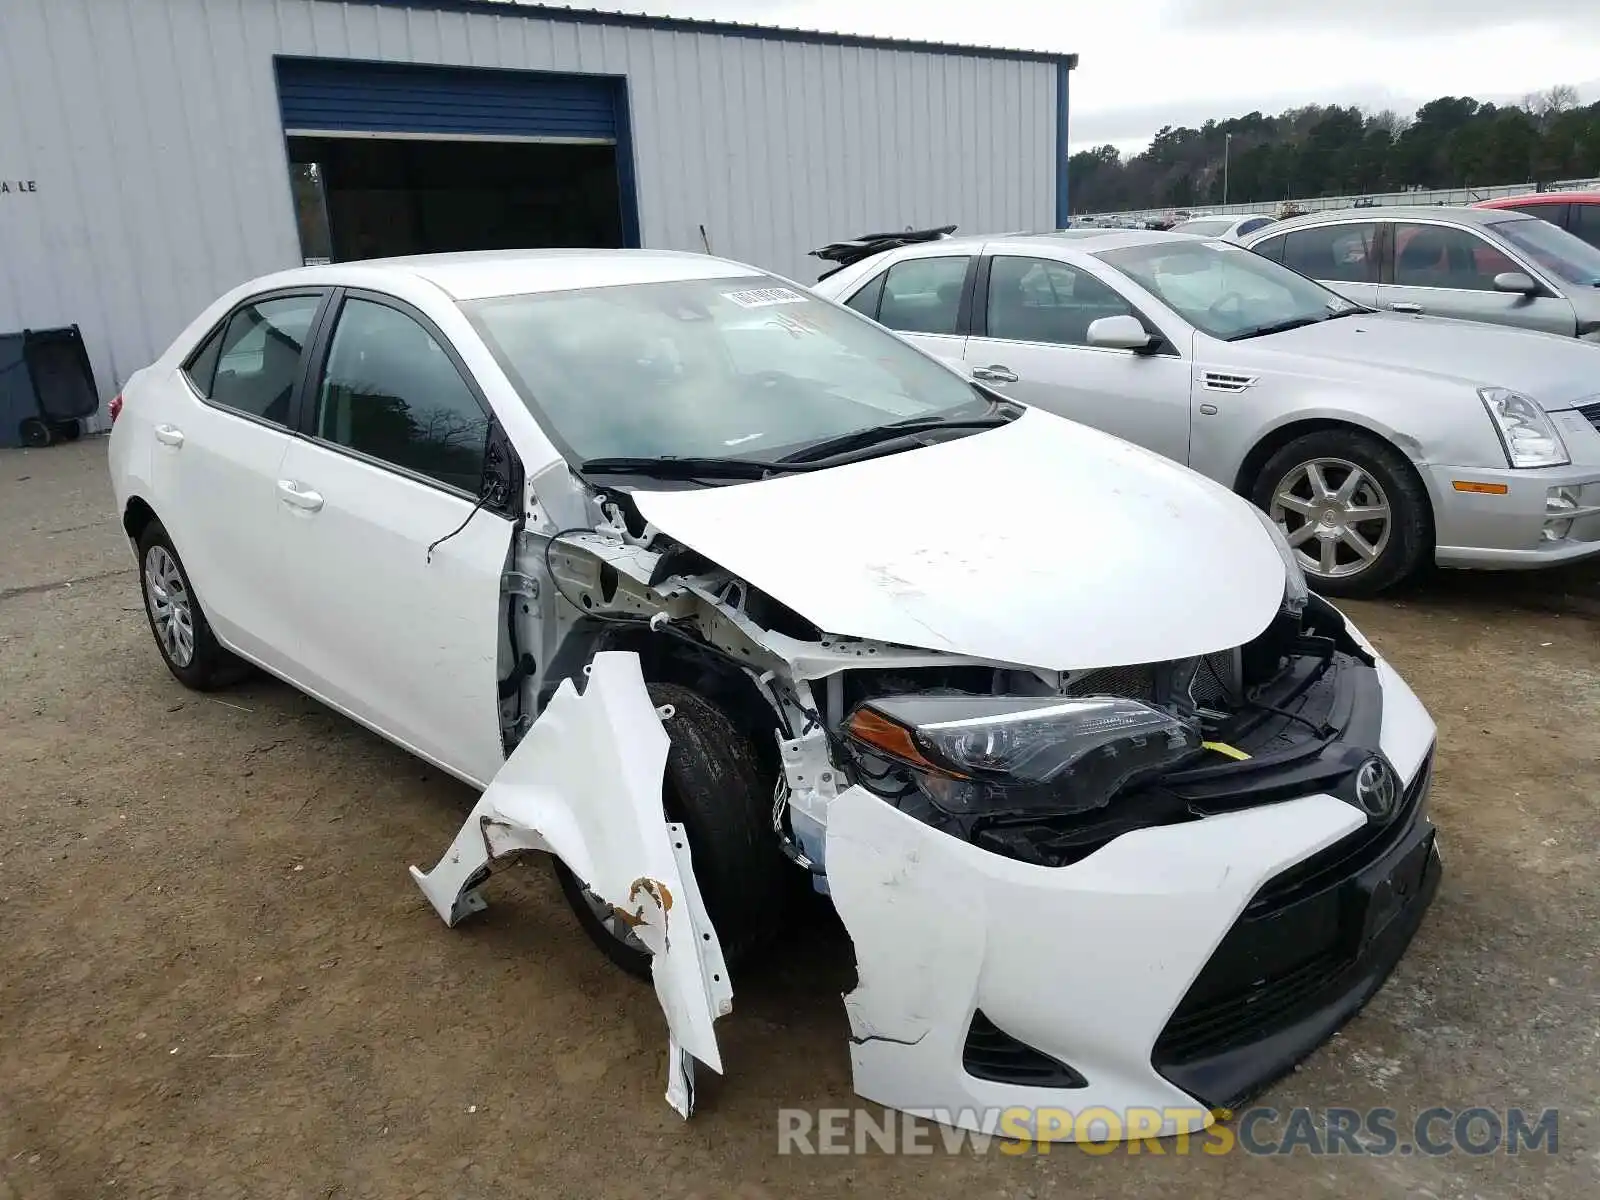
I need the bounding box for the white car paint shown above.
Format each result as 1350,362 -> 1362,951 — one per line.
633,406 -> 1286,671
109,249 -> 1441,1141
409,653 -> 731,1115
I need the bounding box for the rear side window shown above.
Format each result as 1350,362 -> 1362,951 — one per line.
1571,203 -> 1600,250
875,256 -> 970,335
843,270 -> 887,319
1280,224 -> 1380,283
194,295 -> 322,425
312,297 -> 489,494
1236,217 -> 1274,237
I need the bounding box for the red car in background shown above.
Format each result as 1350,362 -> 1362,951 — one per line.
1475,192 -> 1600,250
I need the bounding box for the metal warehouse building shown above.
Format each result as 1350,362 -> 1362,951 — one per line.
0,0 -> 1075,425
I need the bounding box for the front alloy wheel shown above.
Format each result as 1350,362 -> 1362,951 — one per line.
1252,429 -> 1430,597
1270,457 -> 1392,581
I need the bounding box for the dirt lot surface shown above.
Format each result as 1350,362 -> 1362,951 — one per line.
3,437 -> 1599,1199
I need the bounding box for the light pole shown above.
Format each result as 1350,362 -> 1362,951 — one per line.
1223,132 -> 1232,207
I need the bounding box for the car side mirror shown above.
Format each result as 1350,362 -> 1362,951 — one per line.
1493,271 -> 1539,296
480,422 -> 524,515
1086,315 -> 1157,351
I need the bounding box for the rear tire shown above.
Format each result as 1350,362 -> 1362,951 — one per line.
556,682 -> 786,981
1251,428 -> 1430,597
136,520 -> 251,690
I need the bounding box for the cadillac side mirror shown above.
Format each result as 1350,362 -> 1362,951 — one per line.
1086,315 -> 1157,351
1493,271 -> 1539,296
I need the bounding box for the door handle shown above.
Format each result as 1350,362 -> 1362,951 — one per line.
153,424 -> 184,448
1387,302 -> 1423,314
972,365 -> 1019,383
276,480 -> 324,512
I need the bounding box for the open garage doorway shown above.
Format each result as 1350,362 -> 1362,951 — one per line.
286,135 -> 625,262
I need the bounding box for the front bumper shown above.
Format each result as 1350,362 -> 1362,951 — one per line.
1427,460 -> 1600,570
824,654 -> 1438,1142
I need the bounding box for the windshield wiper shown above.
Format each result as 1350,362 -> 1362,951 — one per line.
776,411 -> 1015,464
1225,314 -> 1328,341
578,455 -> 784,480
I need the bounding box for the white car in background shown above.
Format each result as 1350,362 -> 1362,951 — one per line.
811,228 -> 1600,595
108,249 -> 1438,1142
1171,213 -> 1278,242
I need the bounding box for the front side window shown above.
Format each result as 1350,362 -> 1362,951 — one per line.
875,256 -> 970,335
1392,223 -> 1517,291
198,295 -> 322,424
1279,223 -> 1381,284
463,275 -> 981,463
1492,215 -> 1600,285
313,298 -> 489,493
986,256 -> 1136,346
1098,240 -> 1360,340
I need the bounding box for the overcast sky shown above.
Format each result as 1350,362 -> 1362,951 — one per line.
576,0 -> 1600,153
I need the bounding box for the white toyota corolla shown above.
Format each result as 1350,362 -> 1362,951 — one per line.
108,250 -> 1440,1141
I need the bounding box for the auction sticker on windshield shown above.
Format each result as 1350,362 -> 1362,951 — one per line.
723,287 -> 809,307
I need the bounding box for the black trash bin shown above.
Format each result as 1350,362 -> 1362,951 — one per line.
0,325 -> 101,448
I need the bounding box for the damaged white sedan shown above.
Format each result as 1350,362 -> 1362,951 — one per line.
108,249 -> 1440,1142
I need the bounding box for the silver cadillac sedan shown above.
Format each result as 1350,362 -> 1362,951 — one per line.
811,229 -> 1600,595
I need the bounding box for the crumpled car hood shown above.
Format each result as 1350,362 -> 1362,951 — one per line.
1244,311 -> 1600,410
631,407 -> 1286,671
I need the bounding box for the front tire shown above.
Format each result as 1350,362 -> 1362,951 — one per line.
1252,429 -> 1431,597
136,520 -> 250,690
555,682 -> 786,981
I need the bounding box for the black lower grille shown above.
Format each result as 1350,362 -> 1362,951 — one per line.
962,1010 -> 1087,1088
1155,951 -> 1348,1061
1578,401 -> 1600,434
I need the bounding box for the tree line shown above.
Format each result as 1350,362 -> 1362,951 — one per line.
1069,86 -> 1600,214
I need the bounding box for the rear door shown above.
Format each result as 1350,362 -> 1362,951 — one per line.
1250,221 -> 1381,307
149,291 -> 326,673
1377,221 -> 1577,335
840,252 -> 974,369
276,290 -> 517,787
960,253 -> 1193,464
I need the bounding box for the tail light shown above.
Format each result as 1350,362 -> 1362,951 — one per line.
108,393 -> 124,423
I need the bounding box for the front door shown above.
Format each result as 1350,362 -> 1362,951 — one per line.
1377,221 -> 1577,335
276,291 -> 516,787
961,254 -> 1193,465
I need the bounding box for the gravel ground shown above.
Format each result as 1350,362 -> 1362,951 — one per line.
2,437 -> 1598,1199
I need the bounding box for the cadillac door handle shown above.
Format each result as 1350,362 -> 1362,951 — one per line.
1388,302 -> 1423,314
972,365 -> 1019,383
276,480 -> 324,512
153,424 -> 184,448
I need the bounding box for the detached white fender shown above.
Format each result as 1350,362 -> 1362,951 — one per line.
409,652 -> 732,1118
824,786 -> 1364,1142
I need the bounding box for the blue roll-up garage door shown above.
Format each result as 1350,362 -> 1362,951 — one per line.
275,56 -> 621,142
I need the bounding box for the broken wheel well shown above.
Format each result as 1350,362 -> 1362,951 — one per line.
122,496 -> 158,544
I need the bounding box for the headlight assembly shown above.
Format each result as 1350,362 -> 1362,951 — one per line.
1251,503 -> 1310,613
1479,386 -> 1569,468
844,694 -> 1200,816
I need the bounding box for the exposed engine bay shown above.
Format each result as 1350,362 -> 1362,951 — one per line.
412,477 -> 1434,1142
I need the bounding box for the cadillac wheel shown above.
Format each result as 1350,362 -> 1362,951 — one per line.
1253,429 -> 1431,596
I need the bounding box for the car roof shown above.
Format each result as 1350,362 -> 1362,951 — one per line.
906,229 -> 1204,255
1262,205 -> 1532,234
1476,191 -> 1600,207
254,248 -> 764,302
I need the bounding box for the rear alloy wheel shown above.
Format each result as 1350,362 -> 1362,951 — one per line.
1253,430 -> 1430,597
135,520 -> 251,690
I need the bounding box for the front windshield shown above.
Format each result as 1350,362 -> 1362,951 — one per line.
1097,240 -> 1360,339
461,275 -> 982,462
1493,217 -> 1600,285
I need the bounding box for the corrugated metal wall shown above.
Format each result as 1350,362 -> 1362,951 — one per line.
0,0 -> 1061,414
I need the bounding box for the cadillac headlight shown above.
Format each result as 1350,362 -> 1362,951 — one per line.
1251,504 -> 1310,612
844,695 -> 1199,816
1479,386 -> 1569,468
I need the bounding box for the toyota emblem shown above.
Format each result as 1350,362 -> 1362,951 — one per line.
1354,757 -> 1399,819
